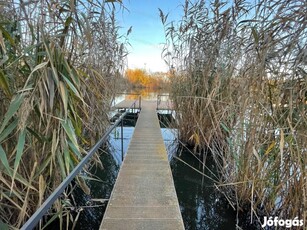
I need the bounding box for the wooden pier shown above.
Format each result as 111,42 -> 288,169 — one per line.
100,100 -> 184,230
113,99 -> 173,110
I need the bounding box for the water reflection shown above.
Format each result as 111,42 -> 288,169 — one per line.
161,127 -> 178,161
127,88 -> 169,100
171,150 -> 237,230
73,149 -> 120,230
108,126 -> 135,164
70,125 -> 135,230
160,125 -> 236,230
115,88 -> 169,102
54,107 -> 237,230
171,150 -> 236,230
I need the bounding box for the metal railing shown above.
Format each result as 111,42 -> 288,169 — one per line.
21,97 -> 141,230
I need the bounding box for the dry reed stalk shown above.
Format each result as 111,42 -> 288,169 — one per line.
0,0 -> 127,228
161,0 -> 306,228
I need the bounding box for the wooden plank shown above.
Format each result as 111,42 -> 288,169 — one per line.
100,101 -> 184,230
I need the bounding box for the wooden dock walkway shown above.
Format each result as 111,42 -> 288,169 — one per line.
100,100 -> 184,230
112,99 -> 141,110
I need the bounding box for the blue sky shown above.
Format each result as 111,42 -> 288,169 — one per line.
116,0 -> 184,72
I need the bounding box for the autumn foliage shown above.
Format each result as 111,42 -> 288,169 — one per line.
125,68 -> 168,89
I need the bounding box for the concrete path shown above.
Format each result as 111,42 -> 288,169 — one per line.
100,101 -> 184,230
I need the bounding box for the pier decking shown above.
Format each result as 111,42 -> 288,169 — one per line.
112,99 -> 141,110
100,100 -> 184,230
113,99 -> 173,110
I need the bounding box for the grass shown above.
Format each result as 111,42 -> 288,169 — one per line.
161,0 -> 306,228
0,0 -> 127,229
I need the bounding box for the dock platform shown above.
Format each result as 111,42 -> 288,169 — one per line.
100,100 -> 184,230
113,99 -> 173,110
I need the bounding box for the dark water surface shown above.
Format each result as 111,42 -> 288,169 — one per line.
162,127 -> 236,230
44,124 -> 134,230
170,150 -> 237,230
72,125 -> 135,230
46,112 -> 237,229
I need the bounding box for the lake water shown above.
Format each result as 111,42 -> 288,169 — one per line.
45,90 -> 238,229
70,112 -> 236,229
162,125 -> 236,230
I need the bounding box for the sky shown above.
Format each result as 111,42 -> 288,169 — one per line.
115,0 -> 184,73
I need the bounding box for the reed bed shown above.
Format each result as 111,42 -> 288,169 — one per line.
161,0 -> 306,228
0,0 -> 126,228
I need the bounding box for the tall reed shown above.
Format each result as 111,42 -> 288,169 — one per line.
0,0 -> 126,228
161,0 -> 306,227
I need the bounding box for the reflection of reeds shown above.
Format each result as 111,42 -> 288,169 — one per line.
161,0 -> 306,227
0,0 -> 126,228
